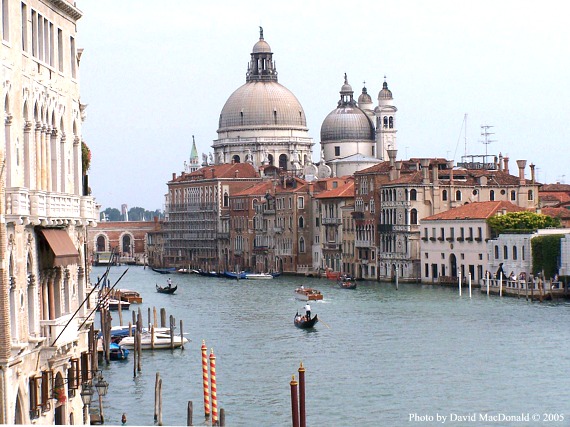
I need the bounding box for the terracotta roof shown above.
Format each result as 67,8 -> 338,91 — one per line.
422,201 -> 525,221
540,183 -> 570,192
232,181 -> 273,197
541,207 -> 570,219
314,181 -> 355,199
539,192 -> 570,205
171,162 -> 258,182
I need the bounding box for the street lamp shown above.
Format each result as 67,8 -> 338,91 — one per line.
80,382 -> 94,424
94,372 -> 109,397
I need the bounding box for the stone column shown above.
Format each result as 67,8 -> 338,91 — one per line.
41,125 -> 48,190
34,122 -> 42,190
47,269 -> 56,320
23,121 -> 33,188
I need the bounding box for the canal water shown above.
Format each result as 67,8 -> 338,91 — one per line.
91,266 -> 570,426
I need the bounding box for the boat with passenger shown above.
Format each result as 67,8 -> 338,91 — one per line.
294,312 -> 318,329
294,287 -> 323,301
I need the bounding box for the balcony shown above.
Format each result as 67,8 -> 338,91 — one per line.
263,209 -> 275,215
355,239 -> 373,248
40,314 -> 80,347
322,217 -> 341,225
5,188 -> 98,224
322,243 -> 341,251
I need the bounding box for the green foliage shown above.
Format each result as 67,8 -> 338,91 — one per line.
128,207 -> 162,221
531,234 -> 563,278
487,211 -> 561,235
102,207 -> 121,221
81,141 -> 91,173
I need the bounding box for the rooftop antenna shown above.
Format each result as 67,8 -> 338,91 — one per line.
480,124 -> 495,160
464,113 -> 468,157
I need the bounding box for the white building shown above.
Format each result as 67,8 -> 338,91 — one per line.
1,1 -> 98,424
421,201 -> 525,284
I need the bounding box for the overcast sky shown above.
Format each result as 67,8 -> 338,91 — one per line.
76,0 -> 570,212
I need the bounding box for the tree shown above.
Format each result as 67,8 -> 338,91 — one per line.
102,207 -> 121,221
487,211 -> 561,236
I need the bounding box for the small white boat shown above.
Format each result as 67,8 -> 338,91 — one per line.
119,332 -> 188,350
245,273 -> 273,280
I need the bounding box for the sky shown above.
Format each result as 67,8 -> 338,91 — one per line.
76,0 -> 570,212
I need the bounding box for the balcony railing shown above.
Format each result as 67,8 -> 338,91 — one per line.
5,188 -> 98,224
40,314 -> 79,347
355,239 -> 373,248
322,217 -> 341,225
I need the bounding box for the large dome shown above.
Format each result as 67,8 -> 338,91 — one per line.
218,81 -> 307,131
320,107 -> 375,142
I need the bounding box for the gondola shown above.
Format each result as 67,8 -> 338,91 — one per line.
156,284 -> 177,294
152,267 -> 177,274
294,312 -> 318,329
338,280 -> 357,289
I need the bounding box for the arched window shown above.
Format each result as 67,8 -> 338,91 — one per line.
511,190 -> 516,201
383,116 -> 388,128
503,245 -> 508,259
528,190 -> 534,200
410,209 -> 418,225
268,154 -> 274,166
232,155 -> 241,164
122,235 -> 132,255
410,189 -> 417,201
389,116 -> 394,128
279,154 -> 288,170
299,237 -> 306,253
298,216 -> 304,228
442,190 -> 448,201
455,190 -> 462,201
223,192 -> 229,207
512,246 -> 518,260
494,245 -> 499,259
96,235 -> 105,252
490,190 -> 495,201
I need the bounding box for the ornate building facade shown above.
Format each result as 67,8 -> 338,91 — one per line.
1,1 -> 98,424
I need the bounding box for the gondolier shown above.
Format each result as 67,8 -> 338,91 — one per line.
304,303 -> 311,320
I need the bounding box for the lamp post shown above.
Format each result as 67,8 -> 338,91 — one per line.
95,372 -> 109,423
80,382 -> 94,424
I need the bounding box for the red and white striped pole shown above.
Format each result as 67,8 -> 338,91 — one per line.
209,348 -> 218,425
201,340 -> 210,418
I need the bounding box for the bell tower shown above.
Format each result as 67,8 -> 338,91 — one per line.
374,78 -> 397,161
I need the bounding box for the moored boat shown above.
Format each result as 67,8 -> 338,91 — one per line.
119,332 -> 189,350
294,313 -> 318,329
116,289 -> 143,303
246,273 -> 273,280
97,298 -> 130,311
222,271 -> 247,279
152,267 -> 177,274
294,287 -> 323,301
156,284 -> 177,294
325,269 -> 341,280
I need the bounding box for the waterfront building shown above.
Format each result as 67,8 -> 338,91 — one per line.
164,163 -> 259,270
420,201 -> 525,284
320,76 -> 397,177
0,1 -> 99,424
88,218 -> 162,266
487,228 -> 570,282
313,177 -> 355,274
354,151 -> 539,281
213,28 -> 314,171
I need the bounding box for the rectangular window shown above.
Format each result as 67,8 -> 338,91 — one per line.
440,227 -> 445,240
31,10 -> 36,56
37,14 -> 43,61
334,146 -> 340,156
49,22 -> 54,67
2,0 -> 9,42
298,196 -> 304,209
21,3 -> 27,51
70,35 -> 76,78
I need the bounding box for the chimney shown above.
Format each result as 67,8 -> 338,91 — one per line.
530,163 -> 535,184
446,160 -> 454,183
498,153 -> 503,171
387,149 -> 398,167
420,159 -> 430,184
516,159 -> 527,185
395,161 -> 402,180
503,156 -> 509,174
172,173 -> 176,180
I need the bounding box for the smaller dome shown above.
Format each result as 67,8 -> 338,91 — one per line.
378,80 -> 393,100
340,73 -> 353,94
358,86 -> 372,104
253,39 -> 271,53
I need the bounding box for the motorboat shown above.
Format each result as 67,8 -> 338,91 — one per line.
119,331 -> 189,350
294,287 -> 323,301
245,273 -> 273,280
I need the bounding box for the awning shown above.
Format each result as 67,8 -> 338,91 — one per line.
39,229 -> 80,267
